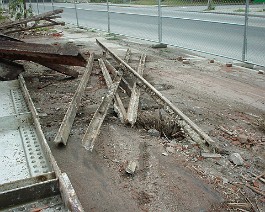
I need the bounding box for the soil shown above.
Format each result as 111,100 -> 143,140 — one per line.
20,25 -> 265,211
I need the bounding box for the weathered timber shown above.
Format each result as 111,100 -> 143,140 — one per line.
0,37 -> 80,78
0,41 -> 87,67
96,39 -> 218,152
4,22 -> 65,34
104,59 -> 132,96
54,53 -> 94,146
82,73 -> 122,151
38,62 -> 79,78
0,9 -> 63,31
99,58 -> 127,123
127,53 -> 146,125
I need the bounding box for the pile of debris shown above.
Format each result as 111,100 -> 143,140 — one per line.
0,10 -> 87,81
46,39 -> 220,157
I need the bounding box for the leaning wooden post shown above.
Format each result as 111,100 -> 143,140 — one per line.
98,58 -> 127,123
127,53 -> 146,125
54,53 -> 94,146
82,73 -> 122,152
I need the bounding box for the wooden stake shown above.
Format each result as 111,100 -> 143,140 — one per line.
127,53 -> 146,125
98,58 -> 127,123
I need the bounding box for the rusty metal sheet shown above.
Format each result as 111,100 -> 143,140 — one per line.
0,41 -> 87,67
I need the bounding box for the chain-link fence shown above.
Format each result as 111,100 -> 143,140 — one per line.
4,0 -> 265,66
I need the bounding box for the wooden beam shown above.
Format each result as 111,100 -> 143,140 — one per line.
54,53 -> 94,146
98,58 -> 127,123
127,53 -> 146,125
82,73 -> 122,151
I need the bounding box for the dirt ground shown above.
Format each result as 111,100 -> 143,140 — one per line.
20,25 -> 265,211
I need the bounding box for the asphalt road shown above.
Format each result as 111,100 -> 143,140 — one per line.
30,3 -> 265,66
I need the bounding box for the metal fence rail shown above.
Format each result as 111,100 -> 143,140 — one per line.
4,0 -> 265,67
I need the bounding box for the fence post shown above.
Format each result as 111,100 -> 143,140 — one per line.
51,0 -> 54,11
242,0 -> 249,62
158,0 -> 162,43
74,0 -> 79,27
42,0 -> 45,11
107,0 -> 110,33
36,0 -> 39,14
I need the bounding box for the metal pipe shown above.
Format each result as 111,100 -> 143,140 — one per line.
73,0 -> 79,27
42,0 -> 45,11
36,0 -> 40,14
51,0 -> 54,11
242,0 -> 249,62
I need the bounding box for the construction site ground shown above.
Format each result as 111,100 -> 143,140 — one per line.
20,26 -> 265,211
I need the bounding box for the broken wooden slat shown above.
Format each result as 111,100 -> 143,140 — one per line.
127,53 -> 146,125
82,73 -> 122,151
0,9 -> 63,30
0,41 -> 87,67
54,53 -> 94,146
104,59 -> 132,96
96,39 -> 219,152
98,58 -> 127,123
124,48 -> 131,63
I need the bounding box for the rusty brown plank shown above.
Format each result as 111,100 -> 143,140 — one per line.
0,41 -> 87,67
0,55 -> 79,78
38,62 -> 79,78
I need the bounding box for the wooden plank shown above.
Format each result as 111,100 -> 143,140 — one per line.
99,58 -> 127,123
82,74 -> 122,151
4,22 -> 65,34
54,53 -> 94,146
127,53 -> 146,125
